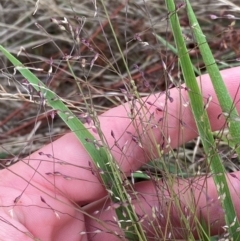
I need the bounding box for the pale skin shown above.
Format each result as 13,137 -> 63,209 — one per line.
1,67 -> 240,240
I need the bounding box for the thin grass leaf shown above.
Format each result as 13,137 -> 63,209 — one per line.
186,0 -> 240,156
0,46 -> 108,172
165,1 -> 240,239
0,45 -> 147,241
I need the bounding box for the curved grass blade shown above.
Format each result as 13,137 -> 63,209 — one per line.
0,45 -> 147,240
185,0 -> 240,156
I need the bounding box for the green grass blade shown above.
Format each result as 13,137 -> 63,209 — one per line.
165,1 -> 240,239
0,45 -> 108,173
185,0 -> 240,156
0,45 -> 147,240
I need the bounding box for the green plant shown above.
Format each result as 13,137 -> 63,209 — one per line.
166,0 -> 240,239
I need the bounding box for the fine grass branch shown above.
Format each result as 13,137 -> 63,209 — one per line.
0,45 -> 147,241
165,1 -> 240,239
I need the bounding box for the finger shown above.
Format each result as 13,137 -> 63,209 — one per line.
3,66 -> 240,204
0,185 -> 87,241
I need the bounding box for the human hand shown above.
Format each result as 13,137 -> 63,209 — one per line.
1,67 -> 240,240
